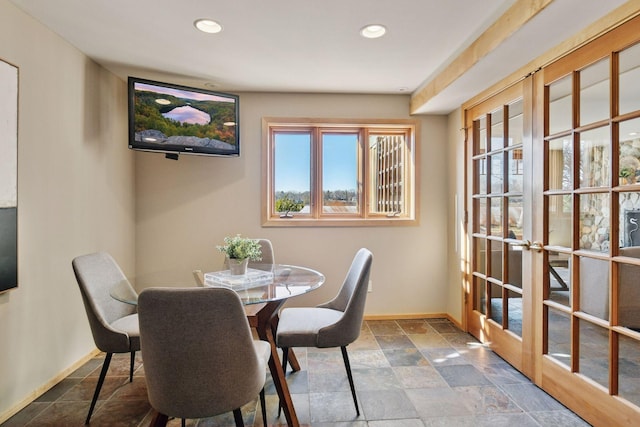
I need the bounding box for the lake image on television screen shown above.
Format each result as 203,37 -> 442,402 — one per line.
162,105 -> 211,125
134,83 -> 237,150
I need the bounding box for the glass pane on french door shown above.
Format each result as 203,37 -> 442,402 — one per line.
472,98 -> 525,337
543,40 -> 640,402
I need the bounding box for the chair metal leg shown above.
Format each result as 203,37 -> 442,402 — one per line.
281,347 -> 289,374
85,352 -> 112,424
232,408 -> 245,427
341,346 -> 360,416
259,388 -> 267,427
129,350 -> 135,382
277,348 -> 289,418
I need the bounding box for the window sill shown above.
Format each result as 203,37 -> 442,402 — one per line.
262,217 -> 418,227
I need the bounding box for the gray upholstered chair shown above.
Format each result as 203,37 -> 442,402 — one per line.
252,238 -> 275,270
276,248 -> 373,416
579,256 -> 609,320
579,247 -> 640,329
138,287 -> 270,427
619,246 -> 640,329
72,251 -> 140,424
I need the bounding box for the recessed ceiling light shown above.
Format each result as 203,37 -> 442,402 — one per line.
194,19 -> 223,34
360,24 -> 387,39
204,82 -> 219,88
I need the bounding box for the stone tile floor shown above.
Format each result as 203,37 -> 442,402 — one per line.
1,318 -> 591,426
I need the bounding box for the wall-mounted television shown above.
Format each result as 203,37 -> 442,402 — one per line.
128,77 -> 239,157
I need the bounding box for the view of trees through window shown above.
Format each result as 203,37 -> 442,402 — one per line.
265,119 -> 417,224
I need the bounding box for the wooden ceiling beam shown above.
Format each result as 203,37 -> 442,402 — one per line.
410,0 -> 554,115
411,0 -> 640,115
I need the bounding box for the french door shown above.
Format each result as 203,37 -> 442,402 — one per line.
466,15 -> 640,426
466,79 -> 537,376
537,17 -> 640,426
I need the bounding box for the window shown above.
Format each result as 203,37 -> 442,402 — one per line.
262,117 -> 419,226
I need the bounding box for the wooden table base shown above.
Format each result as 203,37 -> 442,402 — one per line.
249,301 -> 300,426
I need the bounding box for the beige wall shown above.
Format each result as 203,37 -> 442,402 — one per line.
0,0 -> 455,420
134,93 -> 451,315
0,1 -> 135,420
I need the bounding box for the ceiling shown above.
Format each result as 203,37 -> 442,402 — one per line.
9,0 -> 631,114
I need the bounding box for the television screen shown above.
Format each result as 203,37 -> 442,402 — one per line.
128,77 -> 239,157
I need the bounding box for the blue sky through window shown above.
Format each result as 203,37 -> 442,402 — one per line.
322,133 -> 357,191
275,132 -> 358,193
275,133 -> 310,193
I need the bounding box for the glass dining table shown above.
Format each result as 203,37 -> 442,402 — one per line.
111,264 -> 325,427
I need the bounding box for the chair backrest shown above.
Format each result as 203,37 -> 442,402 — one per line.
579,256 -> 609,320
251,239 -> 274,269
570,247 -> 640,328
72,252 -> 138,352
316,248 -> 373,347
222,238 -> 275,271
617,246 -> 640,328
138,287 -> 266,419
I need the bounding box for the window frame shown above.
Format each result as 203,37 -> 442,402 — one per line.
262,117 -> 419,227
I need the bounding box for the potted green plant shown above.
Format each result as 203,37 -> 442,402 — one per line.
619,155 -> 640,185
216,235 -> 262,275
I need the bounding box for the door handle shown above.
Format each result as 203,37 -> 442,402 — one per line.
529,241 -> 544,252
511,239 -> 544,252
512,239 -> 532,249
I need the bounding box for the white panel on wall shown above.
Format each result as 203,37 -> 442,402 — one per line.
0,58 -> 17,208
